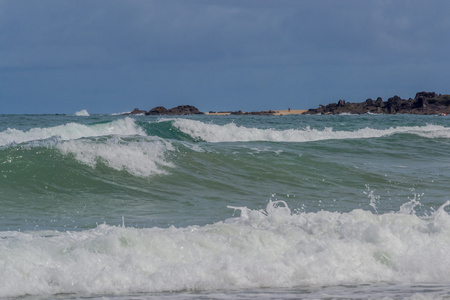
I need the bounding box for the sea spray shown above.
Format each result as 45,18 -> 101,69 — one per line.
364,184 -> 380,214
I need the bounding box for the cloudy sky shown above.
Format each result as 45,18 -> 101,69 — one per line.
1,0 -> 449,114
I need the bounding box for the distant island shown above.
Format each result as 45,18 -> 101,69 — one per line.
123,105 -> 203,116
303,91 -> 450,115
123,105 -> 306,116
123,91 -> 450,116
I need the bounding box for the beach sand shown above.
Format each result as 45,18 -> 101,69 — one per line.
205,109 -> 307,116
272,109 -> 307,115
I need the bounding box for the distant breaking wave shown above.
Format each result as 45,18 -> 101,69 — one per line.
75,109 -> 90,116
172,119 -> 450,142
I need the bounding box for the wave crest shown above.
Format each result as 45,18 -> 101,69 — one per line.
0,118 -> 145,147
56,136 -> 174,177
173,119 -> 450,142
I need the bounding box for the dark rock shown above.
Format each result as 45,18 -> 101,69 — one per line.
415,91 -> 436,99
124,105 -> 204,116
167,105 -> 202,115
414,96 -> 428,109
386,95 -> 403,113
229,110 -> 276,115
144,105 -> 203,115
375,97 -> 383,107
232,110 -> 244,115
303,92 -> 450,115
246,110 -> 277,115
124,108 -> 148,115
146,106 -> 168,115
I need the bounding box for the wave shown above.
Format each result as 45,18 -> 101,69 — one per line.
172,119 -> 450,142
1,200 -> 450,297
0,118 -> 176,177
0,117 -> 145,147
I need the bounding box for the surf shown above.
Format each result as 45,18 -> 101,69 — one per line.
1,200 -> 450,298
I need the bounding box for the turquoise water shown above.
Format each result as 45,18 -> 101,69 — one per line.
1,113 -> 450,299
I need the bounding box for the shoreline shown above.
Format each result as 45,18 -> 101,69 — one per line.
205,109 -> 307,116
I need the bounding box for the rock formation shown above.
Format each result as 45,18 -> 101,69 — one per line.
124,105 -> 203,115
127,108 -> 147,115
303,92 -> 450,115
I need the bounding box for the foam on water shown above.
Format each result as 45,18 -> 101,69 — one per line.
0,117 -> 145,147
2,200 -> 450,298
172,119 -> 450,142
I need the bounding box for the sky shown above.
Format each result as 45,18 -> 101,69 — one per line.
1,0 -> 449,114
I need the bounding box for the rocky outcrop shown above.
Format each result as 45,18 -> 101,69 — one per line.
147,106 -> 168,115
158,105 -> 202,115
124,105 -> 203,115
304,92 -> 450,115
126,108 -> 147,115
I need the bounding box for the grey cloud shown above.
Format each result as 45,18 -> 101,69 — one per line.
1,0 -> 449,113
3,0 -> 449,69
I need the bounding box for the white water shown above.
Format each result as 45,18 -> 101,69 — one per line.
1,201 -> 450,298
172,119 -> 450,142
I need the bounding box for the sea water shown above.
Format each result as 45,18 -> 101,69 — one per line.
1,113 -> 450,299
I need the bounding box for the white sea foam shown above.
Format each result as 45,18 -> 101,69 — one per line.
74,109 -> 90,116
1,201 -> 450,298
0,118 -> 145,147
56,137 -> 174,176
172,119 -> 450,142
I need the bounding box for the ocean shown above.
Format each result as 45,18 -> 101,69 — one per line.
1,113 -> 450,299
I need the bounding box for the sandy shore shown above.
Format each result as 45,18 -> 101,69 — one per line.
205,109 -> 307,116
272,109 -> 307,115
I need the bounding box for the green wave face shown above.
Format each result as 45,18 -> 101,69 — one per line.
138,120 -> 205,142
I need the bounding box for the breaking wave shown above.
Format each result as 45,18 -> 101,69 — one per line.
0,118 -> 174,177
1,200 -> 450,298
0,117 -> 145,147
74,109 -> 90,116
171,119 -> 450,142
